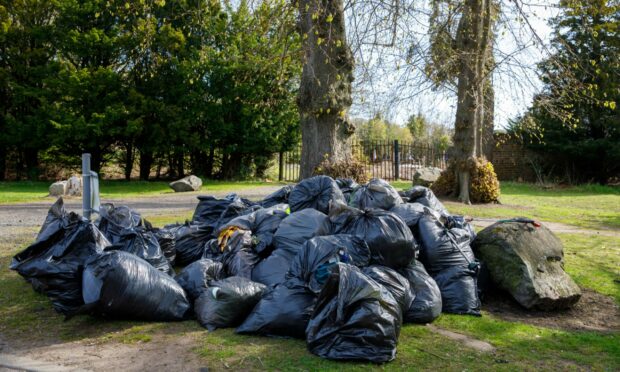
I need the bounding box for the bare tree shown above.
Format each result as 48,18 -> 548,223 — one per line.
298,0 -> 356,179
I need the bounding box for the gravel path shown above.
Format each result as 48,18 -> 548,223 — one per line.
0,186 -> 282,239
1,186 -> 617,238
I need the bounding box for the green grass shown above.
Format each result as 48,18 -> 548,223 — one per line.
0,179 -> 281,204
560,233 -> 620,303
394,181 -> 620,230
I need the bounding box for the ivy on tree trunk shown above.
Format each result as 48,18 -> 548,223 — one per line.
297,0 -> 355,179
453,0 -> 494,203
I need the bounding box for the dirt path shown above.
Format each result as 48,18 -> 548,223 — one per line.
0,333 -> 205,372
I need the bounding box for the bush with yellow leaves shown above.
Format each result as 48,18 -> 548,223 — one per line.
432,157 -> 500,203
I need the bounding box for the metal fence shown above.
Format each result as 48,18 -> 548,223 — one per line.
278,140 -> 446,182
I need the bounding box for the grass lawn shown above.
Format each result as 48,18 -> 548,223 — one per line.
1,211 -> 618,370
394,181 -> 620,230
0,179 -> 281,204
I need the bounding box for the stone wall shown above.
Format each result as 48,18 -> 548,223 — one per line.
490,133 -> 537,182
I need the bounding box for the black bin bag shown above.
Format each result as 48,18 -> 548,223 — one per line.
10,198 -> 109,315
175,259 -> 225,301
288,175 -> 345,214
221,205 -> 288,256
79,251 -> 190,321
400,186 -> 448,216
195,276 -> 266,331
363,265 -> 414,314
335,178 -> 359,202
398,260 -> 442,323
174,223 -> 214,266
97,203 -> 142,240
350,178 -> 403,210
319,202 -> 416,269
305,263 -> 402,363
416,208 -> 476,274
251,250 -> 295,287
416,208 -> 480,316
97,203 -> 172,274
237,235 -> 368,338
152,227 -> 176,265
273,209 -> 327,254
390,202 -> 426,231
106,226 -> 173,275
236,278 -> 315,339
251,209 -> 327,287
260,185 -> 294,208
218,228 -> 260,279
192,194 -> 256,227
286,235 -> 371,293
433,265 -> 480,316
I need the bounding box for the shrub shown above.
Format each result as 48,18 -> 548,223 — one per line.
314,156 -> 369,184
431,157 -> 500,203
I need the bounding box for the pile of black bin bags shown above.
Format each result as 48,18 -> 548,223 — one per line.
10,175 -> 482,363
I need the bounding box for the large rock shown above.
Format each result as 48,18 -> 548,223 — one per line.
67,176 -> 82,196
413,167 -> 442,187
169,175 -> 202,192
49,181 -> 68,197
472,220 -> 581,310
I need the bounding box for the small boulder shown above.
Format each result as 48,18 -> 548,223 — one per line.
472,220 -> 581,310
170,175 -> 202,192
413,167 -> 442,187
49,181 -> 68,197
66,176 -> 82,196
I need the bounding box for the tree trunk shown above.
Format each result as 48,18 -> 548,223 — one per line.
205,146 -> 215,179
176,151 -> 185,178
479,76 -> 495,159
90,150 -> 103,175
297,0 -> 355,179
139,151 -> 153,180
0,147 -> 6,181
221,152 -> 242,180
124,142 -> 134,181
24,149 -> 39,181
452,0 -> 493,203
